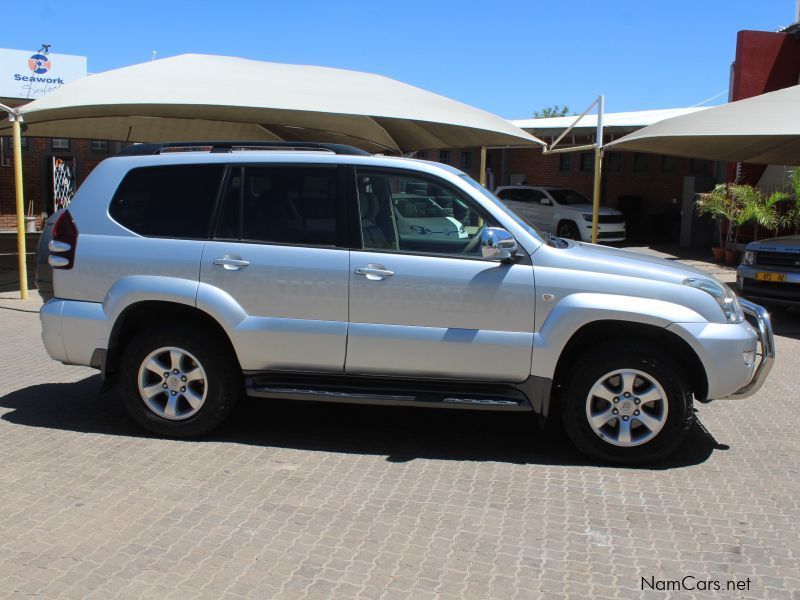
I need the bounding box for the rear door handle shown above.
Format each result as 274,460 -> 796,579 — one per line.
213,256 -> 250,271
355,265 -> 394,280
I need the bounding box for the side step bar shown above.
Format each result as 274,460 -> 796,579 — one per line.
245,375 -> 532,412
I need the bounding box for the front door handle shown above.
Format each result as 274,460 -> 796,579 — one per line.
355,264 -> 394,280
213,256 -> 250,271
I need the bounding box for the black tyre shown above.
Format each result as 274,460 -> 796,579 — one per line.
119,324 -> 241,437
560,343 -> 693,464
557,220 -> 581,241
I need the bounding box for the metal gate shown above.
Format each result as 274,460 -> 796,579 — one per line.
52,157 -> 76,211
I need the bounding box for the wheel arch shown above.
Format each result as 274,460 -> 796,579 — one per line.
549,320 -> 708,414
103,300 -> 239,389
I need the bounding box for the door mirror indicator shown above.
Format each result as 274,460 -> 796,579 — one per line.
480,227 -> 518,262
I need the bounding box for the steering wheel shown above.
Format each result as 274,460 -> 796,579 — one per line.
462,223 -> 487,254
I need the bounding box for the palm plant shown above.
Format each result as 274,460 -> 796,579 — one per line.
786,166 -> 800,234
730,185 -> 786,242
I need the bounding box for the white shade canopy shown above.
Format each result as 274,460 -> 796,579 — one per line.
606,84 -> 800,165
1,54 -> 543,153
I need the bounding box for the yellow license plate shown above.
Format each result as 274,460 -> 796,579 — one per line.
755,272 -> 787,282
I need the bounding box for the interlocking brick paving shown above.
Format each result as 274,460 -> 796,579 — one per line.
0,276 -> 798,598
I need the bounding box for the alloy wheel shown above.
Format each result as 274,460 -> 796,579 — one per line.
137,346 -> 207,420
585,368 -> 668,447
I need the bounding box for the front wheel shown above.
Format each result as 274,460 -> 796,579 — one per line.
556,220 -> 581,240
561,343 -> 694,464
119,325 -> 241,437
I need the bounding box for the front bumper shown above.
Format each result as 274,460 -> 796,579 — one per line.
737,264 -> 800,305
725,299 -> 775,399
667,298 -> 774,400
581,223 -> 626,242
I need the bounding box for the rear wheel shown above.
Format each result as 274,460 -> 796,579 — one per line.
561,343 -> 693,464
119,325 -> 241,437
556,220 -> 581,241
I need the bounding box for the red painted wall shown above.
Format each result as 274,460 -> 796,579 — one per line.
729,30 -> 800,184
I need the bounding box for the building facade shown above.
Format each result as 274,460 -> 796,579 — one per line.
0,135 -> 124,230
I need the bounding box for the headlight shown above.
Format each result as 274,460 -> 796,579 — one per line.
742,250 -> 756,266
683,277 -> 744,323
582,214 -> 593,221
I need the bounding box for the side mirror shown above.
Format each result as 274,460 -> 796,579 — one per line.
481,227 -> 518,262
539,198 -> 552,205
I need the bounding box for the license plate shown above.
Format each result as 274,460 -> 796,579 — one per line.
755,272 -> 787,282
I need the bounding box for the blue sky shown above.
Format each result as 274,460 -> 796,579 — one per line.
4,0 -> 794,118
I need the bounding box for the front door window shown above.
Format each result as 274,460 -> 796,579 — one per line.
356,170 -> 495,256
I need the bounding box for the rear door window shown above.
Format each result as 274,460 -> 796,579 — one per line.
109,165 -> 224,238
214,166 -> 339,246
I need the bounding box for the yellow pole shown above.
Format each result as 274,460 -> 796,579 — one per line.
591,94 -> 605,244
12,114 -> 28,300
479,146 -> 487,187
591,148 -> 603,244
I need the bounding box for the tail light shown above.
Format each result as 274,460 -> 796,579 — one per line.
48,210 -> 79,269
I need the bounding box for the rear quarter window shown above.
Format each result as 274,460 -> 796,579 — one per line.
109,164 -> 224,238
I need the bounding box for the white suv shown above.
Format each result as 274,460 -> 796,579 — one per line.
494,186 -> 626,242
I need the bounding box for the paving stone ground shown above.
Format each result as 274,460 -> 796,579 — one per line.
0,252 -> 798,599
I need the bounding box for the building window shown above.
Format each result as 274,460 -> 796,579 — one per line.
690,159 -> 710,174
91,140 -> 109,154
4,136 -> 29,152
633,153 -> 648,173
461,151 -> 472,169
660,155 -> 676,173
605,152 -> 621,172
417,150 -> 427,160
580,152 -> 594,172
439,150 -> 450,164
558,153 -> 572,172
51,138 -> 70,151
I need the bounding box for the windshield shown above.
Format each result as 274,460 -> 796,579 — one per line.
547,189 -> 590,205
459,174 -> 545,242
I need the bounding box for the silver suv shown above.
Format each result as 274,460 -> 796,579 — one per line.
38,142 -> 774,464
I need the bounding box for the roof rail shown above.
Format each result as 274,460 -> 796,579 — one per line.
115,141 -> 372,157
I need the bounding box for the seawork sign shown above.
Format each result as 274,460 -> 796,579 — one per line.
0,48 -> 87,100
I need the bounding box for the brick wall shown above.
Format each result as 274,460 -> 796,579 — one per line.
0,137 -> 116,230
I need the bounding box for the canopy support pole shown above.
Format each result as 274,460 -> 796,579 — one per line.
591,148 -> 604,244
541,95 -> 605,243
591,95 -> 604,244
479,146 -> 487,186
1,104 -> 28,300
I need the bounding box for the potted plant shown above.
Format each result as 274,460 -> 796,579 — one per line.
695,184 -> 734,262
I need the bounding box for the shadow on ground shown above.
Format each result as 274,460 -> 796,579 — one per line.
0,255 -> 37,294
0,375 -> 723,469
766,307 -> 800,340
